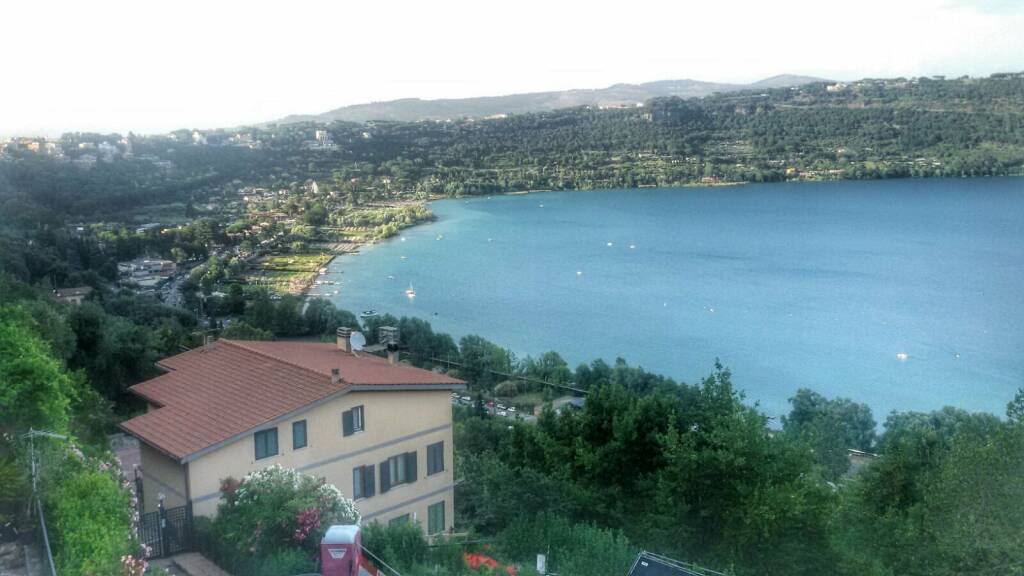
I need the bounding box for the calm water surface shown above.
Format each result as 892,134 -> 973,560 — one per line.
329,178 -> 1024,420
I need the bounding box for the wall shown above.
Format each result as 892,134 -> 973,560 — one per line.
186,388 -> 456,533
139,442 -> 188,512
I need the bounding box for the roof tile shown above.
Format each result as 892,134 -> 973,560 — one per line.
121,339 -> 463,461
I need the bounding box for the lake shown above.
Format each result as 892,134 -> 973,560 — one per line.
328,177 -> 1024,421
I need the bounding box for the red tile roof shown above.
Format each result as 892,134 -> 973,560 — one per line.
120,339 -> 464,461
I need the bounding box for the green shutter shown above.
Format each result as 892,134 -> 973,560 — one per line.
428,442 -> 444,475
406,451 -> 417,483
379,460 -> 391,493
293,420 -> 307,449
428,501 -> 445,534
365,465 -> 376,498
342,410 -> 354,436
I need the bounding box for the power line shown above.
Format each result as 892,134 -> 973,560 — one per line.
415,350 -> 589,393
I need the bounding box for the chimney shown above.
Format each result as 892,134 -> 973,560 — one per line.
336,327 -> 352,353
379,326 -> 400,365
204,334 -> 215,350
331,368 -> 342,385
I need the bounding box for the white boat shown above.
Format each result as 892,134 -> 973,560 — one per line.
405,283 -> 416,298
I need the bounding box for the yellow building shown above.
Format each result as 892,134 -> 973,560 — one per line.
120,329 -> 464,534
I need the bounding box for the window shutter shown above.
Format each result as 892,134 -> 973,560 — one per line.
365,465 -> 376,498
406,451 -> 417,483
428,441 -> 444,474
352,467 -> 362,500
379,460 -> 391,493
342,410 -> 354,436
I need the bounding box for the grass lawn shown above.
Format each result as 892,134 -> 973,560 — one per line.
246,252 -> 334,293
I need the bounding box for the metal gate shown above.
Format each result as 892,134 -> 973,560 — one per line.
139,503 -> 193,558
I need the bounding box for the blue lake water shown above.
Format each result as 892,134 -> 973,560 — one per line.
328,178 -> 1024,420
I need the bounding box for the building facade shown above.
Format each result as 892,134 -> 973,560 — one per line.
121,331 -> 464,534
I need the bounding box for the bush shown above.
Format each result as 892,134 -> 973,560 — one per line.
493,380 -> 520,397
0,454 -> 28,522
205,465 -> 358,574
46,454 -> 136,576
362,521 -> 469,576
499,514 -> 635,576
362,521 -> 429,568
220,320 -> 272,341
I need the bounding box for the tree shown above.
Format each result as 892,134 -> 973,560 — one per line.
783,388 -> 876,480
458,335 -> 513,390
0,307 -> 76,434
272,295 -> 303,337
1007,388 -> 1024,424
220,321 -> 272,341
226,283 -> 246,315
304,202 -> 327,226
246,290 -> 276,332
834,405 -> 1024,576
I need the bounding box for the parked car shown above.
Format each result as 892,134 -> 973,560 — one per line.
497,410 -> 507,417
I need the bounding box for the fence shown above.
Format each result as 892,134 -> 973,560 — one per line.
33,496 -> 57,576
138,503 -> 194,558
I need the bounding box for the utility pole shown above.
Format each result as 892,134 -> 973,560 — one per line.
20,428 -> 69,495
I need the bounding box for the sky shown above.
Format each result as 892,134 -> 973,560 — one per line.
2,0 -> 1022,137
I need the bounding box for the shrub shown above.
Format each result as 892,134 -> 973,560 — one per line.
362,521 -> 429,568
361,522 -> 471,575
255,548 -> 314,576
46,454 -> 136,576
0,454 -> 28,522
499,514 -> 635,576
206,465 -> 358,573
494,380 -> 520,397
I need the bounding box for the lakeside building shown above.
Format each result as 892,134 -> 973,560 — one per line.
118,258 -> 177,290
120,329 -> 464,534
52,286 -> 94,306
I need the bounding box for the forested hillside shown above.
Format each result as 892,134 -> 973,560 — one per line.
2,73 -> 1022,224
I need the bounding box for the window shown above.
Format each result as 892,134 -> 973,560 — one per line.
254,428 -> 278,460
427,441 -> 444,475
292,420 -> 307,450
342,405 -> 364,436
379,451 -> 417,493
352,465 -> 375,500
388,514 -> 410,527
428,501 -> 445,535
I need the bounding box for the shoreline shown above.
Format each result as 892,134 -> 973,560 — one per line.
297,173 -> 1024,299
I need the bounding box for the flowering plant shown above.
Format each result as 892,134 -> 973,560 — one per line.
213,465 -> 360,559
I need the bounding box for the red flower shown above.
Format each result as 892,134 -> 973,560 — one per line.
293,507 -> 322,542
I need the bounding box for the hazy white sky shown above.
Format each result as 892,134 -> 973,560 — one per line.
2,0 -> 1021,136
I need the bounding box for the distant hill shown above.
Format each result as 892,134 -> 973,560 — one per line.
275,74 -> 830,124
